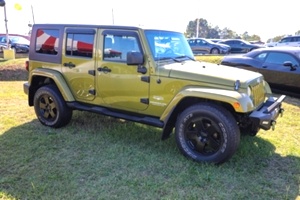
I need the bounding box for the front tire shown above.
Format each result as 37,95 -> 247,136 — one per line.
210,48 -> 220,54
175,103 -> 240,164
34,85 -> 73,128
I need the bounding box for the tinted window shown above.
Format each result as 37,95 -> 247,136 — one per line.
264,52 -> 298,65
103,33 -> 141,62
188,39 -> 196,46
65,33 -> 94,58
10,37 -> 30,45
255,52 -> 268,61
0,36 -> 6,43
292,37 -> 300,42
35,29 -> 59,55
280,37 -> 292,43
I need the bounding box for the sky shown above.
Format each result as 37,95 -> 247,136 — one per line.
0,0 -> 298,42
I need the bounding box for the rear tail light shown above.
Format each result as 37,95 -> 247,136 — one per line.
25,60 -> 29,71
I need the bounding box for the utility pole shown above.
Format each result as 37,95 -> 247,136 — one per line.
31,5 -> 35,24
0,0 -> 9,49
112,9 -> 114,25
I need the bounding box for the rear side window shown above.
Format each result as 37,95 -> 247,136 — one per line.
35,29 -> 59,55
65,33 -> 94,58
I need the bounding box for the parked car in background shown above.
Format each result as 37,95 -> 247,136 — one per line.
187,38 -> 231,55
0,43 -> 6,52
220,47 -> 300,97
217,39 -> 264,53
208,39 -> 222,43
249,40 -> 265,45
265,38 -> 278,47
0,35 -> 30,53
274,35 -> 300,47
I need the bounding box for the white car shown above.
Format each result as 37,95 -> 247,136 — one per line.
274,35 -> 300,47
265,38 -> 277,47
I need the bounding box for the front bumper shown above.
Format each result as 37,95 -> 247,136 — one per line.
221,49 -> 231,54
249,95 -> 286,130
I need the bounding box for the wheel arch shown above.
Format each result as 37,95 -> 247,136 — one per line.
161,90 -> 241,140
28,68 -> 75,106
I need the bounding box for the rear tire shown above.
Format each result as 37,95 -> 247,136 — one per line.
175,103 -> 240,164
34,85 -> 72,128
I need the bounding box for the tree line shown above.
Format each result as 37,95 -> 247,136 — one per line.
185,18 -> 300,42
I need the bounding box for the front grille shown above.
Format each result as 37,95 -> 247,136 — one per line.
251,81 -> 266,107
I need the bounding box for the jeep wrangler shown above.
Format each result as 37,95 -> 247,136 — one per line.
23,24 -> 286,164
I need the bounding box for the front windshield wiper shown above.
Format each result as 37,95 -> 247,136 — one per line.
156,55 -> 195,62
156,57 -> 181,62
174,55 -> 195,61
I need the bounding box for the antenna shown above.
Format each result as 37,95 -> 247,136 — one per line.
31,5 -> 35,24
112,9 -> 114,25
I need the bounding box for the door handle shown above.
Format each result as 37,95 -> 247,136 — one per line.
63,62 -> 76,68
98,67 -> 111,73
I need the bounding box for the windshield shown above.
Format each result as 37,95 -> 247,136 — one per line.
10,37 -> 30,45
145,30 -> 194,61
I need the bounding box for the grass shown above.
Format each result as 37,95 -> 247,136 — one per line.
0,58 -> 300,200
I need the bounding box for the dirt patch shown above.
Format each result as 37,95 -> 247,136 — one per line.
0,64 -> 28,81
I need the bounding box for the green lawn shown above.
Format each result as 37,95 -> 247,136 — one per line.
0,57 -> 299,199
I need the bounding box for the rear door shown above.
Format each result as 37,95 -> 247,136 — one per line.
61,27 -> 97,102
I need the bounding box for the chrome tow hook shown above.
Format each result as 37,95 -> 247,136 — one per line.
271,120 -> 276,131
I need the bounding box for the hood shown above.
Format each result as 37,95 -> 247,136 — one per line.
159,61 -> 262,88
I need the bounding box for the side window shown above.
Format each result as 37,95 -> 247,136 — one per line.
265,52 -> 298,65
188,39 -> 195,46
255,52 -> 267,61
103,33 -> 141,61
66,33 -> 94,58
280,37 -> 291,43
35,29 -> 59,55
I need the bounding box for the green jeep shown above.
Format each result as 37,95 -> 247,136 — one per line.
23,24 -> 286,164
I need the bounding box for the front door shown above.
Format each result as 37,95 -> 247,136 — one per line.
96,30 -> 149,111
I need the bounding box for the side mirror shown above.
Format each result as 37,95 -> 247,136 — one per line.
127,52 -> 144,65
283,61 -> 296,71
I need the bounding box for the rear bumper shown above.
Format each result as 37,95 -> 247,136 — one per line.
249,95 -> 286,130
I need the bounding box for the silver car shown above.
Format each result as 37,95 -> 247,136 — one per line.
187,38 -> 231,55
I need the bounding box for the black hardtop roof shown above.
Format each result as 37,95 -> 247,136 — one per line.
32,24 -> 181,33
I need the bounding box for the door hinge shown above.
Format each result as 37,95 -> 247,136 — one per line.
140,98 -> 149,104
141,76 -> 150,83
89,89 -> 96,95
88,70 -> 96,76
